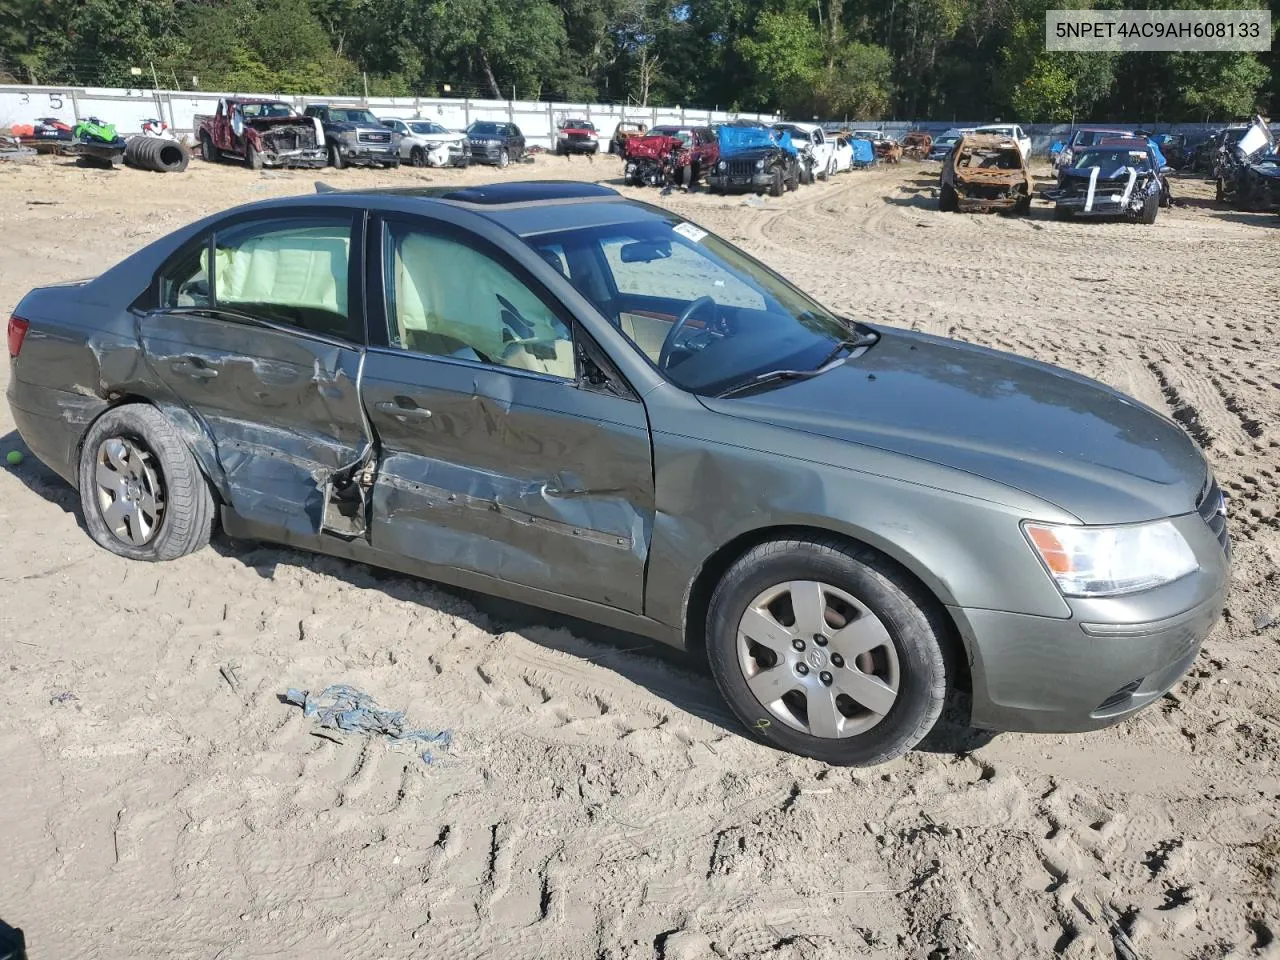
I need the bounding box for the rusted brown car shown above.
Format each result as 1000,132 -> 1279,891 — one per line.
902,131 -> 932,160
876,139 -> 903,164
939,133 -> 1033,214
609,120 -> 648,155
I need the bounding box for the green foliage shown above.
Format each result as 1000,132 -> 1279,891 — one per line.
0,0 -> 1271,119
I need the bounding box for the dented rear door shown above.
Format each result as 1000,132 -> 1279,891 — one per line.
138,210 -> 368,538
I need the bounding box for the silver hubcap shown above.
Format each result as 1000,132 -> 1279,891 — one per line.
736,580 -> 900,739
94,437 -> 165,546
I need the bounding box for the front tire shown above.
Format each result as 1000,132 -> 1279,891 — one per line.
498,147 -> 509,168
78,404 -> 215,562
706,537 -> 949,765
200,133 -> 216,163
329,144 -> 345,169
768,166 -> 784,197
1138,191 -> 1159,224
246,143 -> 262,171
939,182 -> 958,212
410,146 -> 427,168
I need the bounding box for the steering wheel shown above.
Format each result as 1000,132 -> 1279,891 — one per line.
658,295 -> 715,370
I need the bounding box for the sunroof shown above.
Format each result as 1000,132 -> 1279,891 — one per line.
438,181 -> 620,205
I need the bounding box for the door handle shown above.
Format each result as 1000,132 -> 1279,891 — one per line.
375,399 -> 432,420
171,358 -> 218,380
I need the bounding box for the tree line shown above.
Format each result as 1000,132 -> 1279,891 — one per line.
0,0 -> 1274,122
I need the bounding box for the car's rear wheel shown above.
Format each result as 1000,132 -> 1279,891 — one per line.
78,404 -> 215,562
706,537 -> 949,765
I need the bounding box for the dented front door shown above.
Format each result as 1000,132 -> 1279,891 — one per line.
360,353 -> 654,613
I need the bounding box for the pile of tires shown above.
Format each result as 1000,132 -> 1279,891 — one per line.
124,137 -> 190,173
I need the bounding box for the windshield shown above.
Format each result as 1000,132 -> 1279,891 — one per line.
562,120 -> 595,131
1071,149 -> 1152,172
935,136 -> 959,147
241,102 -> 292,118
470,122 -> 502,136
526,217 -> 858,396
408,121 -> 448,135
775,126 -> 811,142
325,108 -> 379,124
651,126 -> 693,145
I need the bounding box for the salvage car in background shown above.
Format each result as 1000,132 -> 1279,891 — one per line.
772,121 -> 837,181
939,133 -> 1033,214
973,123 -> 1032,159
196,98 -> 327,170
6,180 -> 1230,766
707,123 -> 797,195
926,129 -> 971,162
303,104 -> 400,169
1042,139 -> 1168,223
465,121 -> 526,167
623,125 -> 716,188
555,118 -> 600,156
609,120 -> 647,155
1051,127 -> 1135,172
382,118 -> 468,168
901,131 -> 932,160
1215,116 -> 1279,211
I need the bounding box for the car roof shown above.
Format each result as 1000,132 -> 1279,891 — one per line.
959,133 -> 1019,150
277,180 -> 663,239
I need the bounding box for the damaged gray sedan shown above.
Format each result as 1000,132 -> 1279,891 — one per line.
7,182 -> 1229,765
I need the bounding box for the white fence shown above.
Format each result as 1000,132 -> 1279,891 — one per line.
0,84 -> 777,148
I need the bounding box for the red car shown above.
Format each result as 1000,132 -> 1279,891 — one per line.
555,119 -> 601,155
622,125 -> 717,187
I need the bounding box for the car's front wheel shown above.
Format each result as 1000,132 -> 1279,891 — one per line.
498,147 -> 510,168
78,404 -> 215,562
706,537 -> 949,765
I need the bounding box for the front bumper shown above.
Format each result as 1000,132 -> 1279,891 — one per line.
469,143 -> 509,164
334,140 -> 399,166
707,172 -> 773,192
423,143 -> 469,167
262,148 -> 327,169
955,511 -> 1230,733
557,138 -> 599,154
1043,186 -> 1149,216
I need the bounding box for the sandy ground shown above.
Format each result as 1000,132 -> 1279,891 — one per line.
1,150 -> 1278,960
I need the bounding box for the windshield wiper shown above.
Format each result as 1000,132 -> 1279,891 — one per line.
816,332 -> 877,369
716,368 -> 820,399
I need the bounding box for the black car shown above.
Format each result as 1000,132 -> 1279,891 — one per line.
466,121 -> 525,167
302,104 -> 400,169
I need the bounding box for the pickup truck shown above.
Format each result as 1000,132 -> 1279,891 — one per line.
772,121 -> 836,182
303,104 -> 401,169
195,98 -> 327,170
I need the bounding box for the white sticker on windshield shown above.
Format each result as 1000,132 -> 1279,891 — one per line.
673,222 -> 708,244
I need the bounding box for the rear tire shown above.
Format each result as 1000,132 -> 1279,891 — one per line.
78,404 -> 215,562
706,537 -> 949,766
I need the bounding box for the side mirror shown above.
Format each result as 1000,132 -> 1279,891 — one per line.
1161,165 -> 1173,174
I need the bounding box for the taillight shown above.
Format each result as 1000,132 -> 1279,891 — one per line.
8,316 -> 30,358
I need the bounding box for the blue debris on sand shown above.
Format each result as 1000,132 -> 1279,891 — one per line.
284,685 -> 451,763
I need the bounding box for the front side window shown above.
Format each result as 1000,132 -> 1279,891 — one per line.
527,217 -> 856,396
383,222 -> 575,379
212,217 -> 353,340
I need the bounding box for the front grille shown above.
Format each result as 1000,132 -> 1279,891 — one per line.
724,159 -> 758,179
1196,475 -> 1230,553
358,130 -> 391,144
567,132 -> 590,141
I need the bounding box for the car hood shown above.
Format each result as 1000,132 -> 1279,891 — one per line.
699,328 -> 1207,524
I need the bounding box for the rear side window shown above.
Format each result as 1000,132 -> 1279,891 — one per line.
212,216 -> 355,341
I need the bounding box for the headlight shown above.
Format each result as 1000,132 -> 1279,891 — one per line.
718,160 -> 726,171
755,159 -> 764,170
1023,520 -> 1198,597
